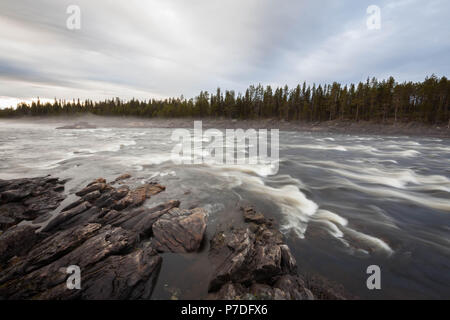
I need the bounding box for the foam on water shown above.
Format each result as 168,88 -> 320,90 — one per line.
281,144 -> 348,152
337,178 -> 450,212
207,161 -> 279,177
343,227 -> 394,256
209,167 -> 317,238
206,163 -> 395,254
295,160 -> 450,191
314,209 -> 348,227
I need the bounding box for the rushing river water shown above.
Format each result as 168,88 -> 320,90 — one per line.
0,120 -> 449,299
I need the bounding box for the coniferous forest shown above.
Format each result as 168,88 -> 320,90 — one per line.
1,75 -> 449,125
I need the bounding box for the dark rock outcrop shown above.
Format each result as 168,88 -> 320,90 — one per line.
207,207 -> 314,300
34,246 -> 162,300
0,225 -> 41,267
0,174 -> 206,300
42,179 -> 166,233
152,207 -> 207,253
243,207 -> 266,225
0,176 -> 66,230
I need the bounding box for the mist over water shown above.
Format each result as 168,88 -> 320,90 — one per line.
0,120 -> 449,299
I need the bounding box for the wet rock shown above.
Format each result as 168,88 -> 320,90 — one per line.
252,243 -> 282,281
60,198 -> 84,213
302,274 -> 348,300
73,247 -> 161,300
43,177 -> 167,233
249,283 -> 275,300
75,183 -> 107,197
1,189 -> 31,203
0,225 -> 41,266
114,173 -> 132,183
273,275 -> 314,300
0,215 -> 16,230
280,244 -> 297,274
0,174 -> 194,300
208,206 -> 315,300
152,207 -> 207,253
113,183 -> 165,210
24,192 -> 66,217
243,207 -> 266,225
0,179 -> 11,189
86,178 -> 107,187
83,190 -> 102,202
35,247 -> 162,300
0,203 -> 27,230
0,225 -> 137,299
0,176 -> 66,230
53,185 -> 65,192
208,283 -> 247,300
208,228 -> 255,291
42,201 -> 92,232
23,223 -> 103,274
109,200 -> 180,238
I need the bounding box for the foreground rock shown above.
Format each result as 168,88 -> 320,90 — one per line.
0,176 -> 66,230
0,174 -> 207,300
152,207 -> 207,253
207,207 -> 315,300
0,225 -> 41,266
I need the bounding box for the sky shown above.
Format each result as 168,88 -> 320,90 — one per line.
0,0 -> 449,108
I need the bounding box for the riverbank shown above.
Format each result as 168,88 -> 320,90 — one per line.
1,115 -> 449,138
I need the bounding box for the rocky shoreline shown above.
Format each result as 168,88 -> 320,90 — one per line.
0,174 -> 341,300
207,207 -> 314,300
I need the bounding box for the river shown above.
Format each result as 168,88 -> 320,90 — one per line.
0,120 -> 449,299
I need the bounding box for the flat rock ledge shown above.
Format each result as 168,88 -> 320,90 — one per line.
0,175 -> 207,300
207,207 -> 315,300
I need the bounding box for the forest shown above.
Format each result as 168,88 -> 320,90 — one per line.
1,75 -> 449,125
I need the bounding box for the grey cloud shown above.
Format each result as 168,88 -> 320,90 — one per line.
0,0 -> 449,108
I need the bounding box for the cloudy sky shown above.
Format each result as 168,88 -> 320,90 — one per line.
0,0 -> 449,108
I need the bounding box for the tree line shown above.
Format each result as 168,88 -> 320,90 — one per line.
1,75 -> 449,125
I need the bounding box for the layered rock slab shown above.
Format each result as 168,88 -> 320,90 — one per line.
152,208 -> 207,253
